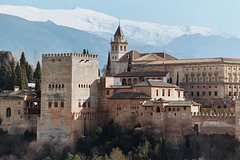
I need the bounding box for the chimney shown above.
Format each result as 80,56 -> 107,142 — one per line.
14,86 -> 20,92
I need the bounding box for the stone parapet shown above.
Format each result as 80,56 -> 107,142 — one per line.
191,112 -> 235,118
42,53 -> 98,59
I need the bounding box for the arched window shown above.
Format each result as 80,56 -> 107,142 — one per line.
122,79 -> 127,86
6,108 -> 11,117
55,84 -> 58,88
62,84 -> 64,88
133,78 -> 138,84
156,106 -> 160,113
128,78 -> 132,85
59,84 -> 61,88
52,84 -> 54,88
49,84 -> 51,88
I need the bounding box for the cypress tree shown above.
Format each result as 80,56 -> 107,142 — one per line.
34,61 -> 41,98
26,64 -> 34,83
15,62 -> 28,90
83,49 -> 86,54
20,52 -> 27,67
127,53 -> 132,72
106,51 -> 111,76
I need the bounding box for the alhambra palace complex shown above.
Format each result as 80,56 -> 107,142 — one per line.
2,25 -> 240,145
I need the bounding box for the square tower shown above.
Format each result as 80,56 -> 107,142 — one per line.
37,53 -> 99,145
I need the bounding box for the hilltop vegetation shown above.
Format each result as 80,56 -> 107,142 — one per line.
0,50 -> 41,96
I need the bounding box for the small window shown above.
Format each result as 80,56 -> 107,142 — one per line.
52,84 -> 54,88
197,92 -> 200,96
156,106 -> 160,113
120,46 -> 123,51
48,102 -> 52,108
56,84 -> 58,88
115,46 -> 117,51
203,92 -> 206,96
191,92 -> 194,96
54,102 -> 58,107
177,108 -> 180,111
215,92 -> 218,96
234,92 -> 237,96
61,102 -> 64,107
83,102 -> 86,107
156,89 -> 159,96
162,89 -> 165,96
178,91 -> 180,98
106,90 -> 110,95
209,92 -> 212,96
168,108 -> 171,111
62,84 -> 64,88
49,84 -> 51,88
81,84 -> 83,88
112,46 -> 114,51
78,102 -> 81,107
79,84 -> 80,88
173,108 -> 175,111
6,108 -> 11,117
59,84 -> 61,88
124,46 -> 126,51
184,107 -> 186,110
168,89 -> 171,96
88,102 -> 90,107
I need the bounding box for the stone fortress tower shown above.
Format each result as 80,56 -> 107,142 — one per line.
37,53 -> 99,145
109,25 -> 128,74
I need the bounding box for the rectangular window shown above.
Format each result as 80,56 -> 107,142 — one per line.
54,102 -> 58,107
209,92 -> 212,96
112,46 -> 114,51
197,92 -> 200,96
229,92 -> 232,96
168,108 -> 171,111
106,90 -> 110,95
156,89 -> 158,96
215,92 -> 218,96
120,46 -> 123,51
173,108 -> 175,111
191,92 -> 194,96
48,102 -> 52,108
61,102 -> 64,107
234,92 -> 237,96
203,91 -> 206,96
115,46 -> 117,51
178,91 -> 180,98
124,46 -> 126,51
162,89 -> 165,96
168,89 -> 170,96
184,107 -> 186,110
83,102 -> 86,107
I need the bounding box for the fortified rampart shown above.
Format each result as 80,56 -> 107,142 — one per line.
191,112 -> 235,135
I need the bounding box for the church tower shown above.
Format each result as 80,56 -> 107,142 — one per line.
110,25 -> 128,61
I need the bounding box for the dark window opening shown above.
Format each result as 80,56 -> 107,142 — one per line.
6,108 -> 11,117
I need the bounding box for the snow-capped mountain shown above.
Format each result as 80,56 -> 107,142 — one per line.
0,5 -> 228,46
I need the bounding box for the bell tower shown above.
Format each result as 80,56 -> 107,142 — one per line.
110,25 -> 128,61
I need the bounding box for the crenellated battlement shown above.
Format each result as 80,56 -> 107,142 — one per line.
42,53 -> 98,59
71,112 -> 109,120
191,112 -> 235,118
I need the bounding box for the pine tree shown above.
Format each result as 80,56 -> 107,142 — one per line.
34,61 -> 41,98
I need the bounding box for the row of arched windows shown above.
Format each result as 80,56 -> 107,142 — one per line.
49,84 -> 64,89
78,84 -> 91,88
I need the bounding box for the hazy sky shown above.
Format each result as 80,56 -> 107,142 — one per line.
1,0 -> 240,36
